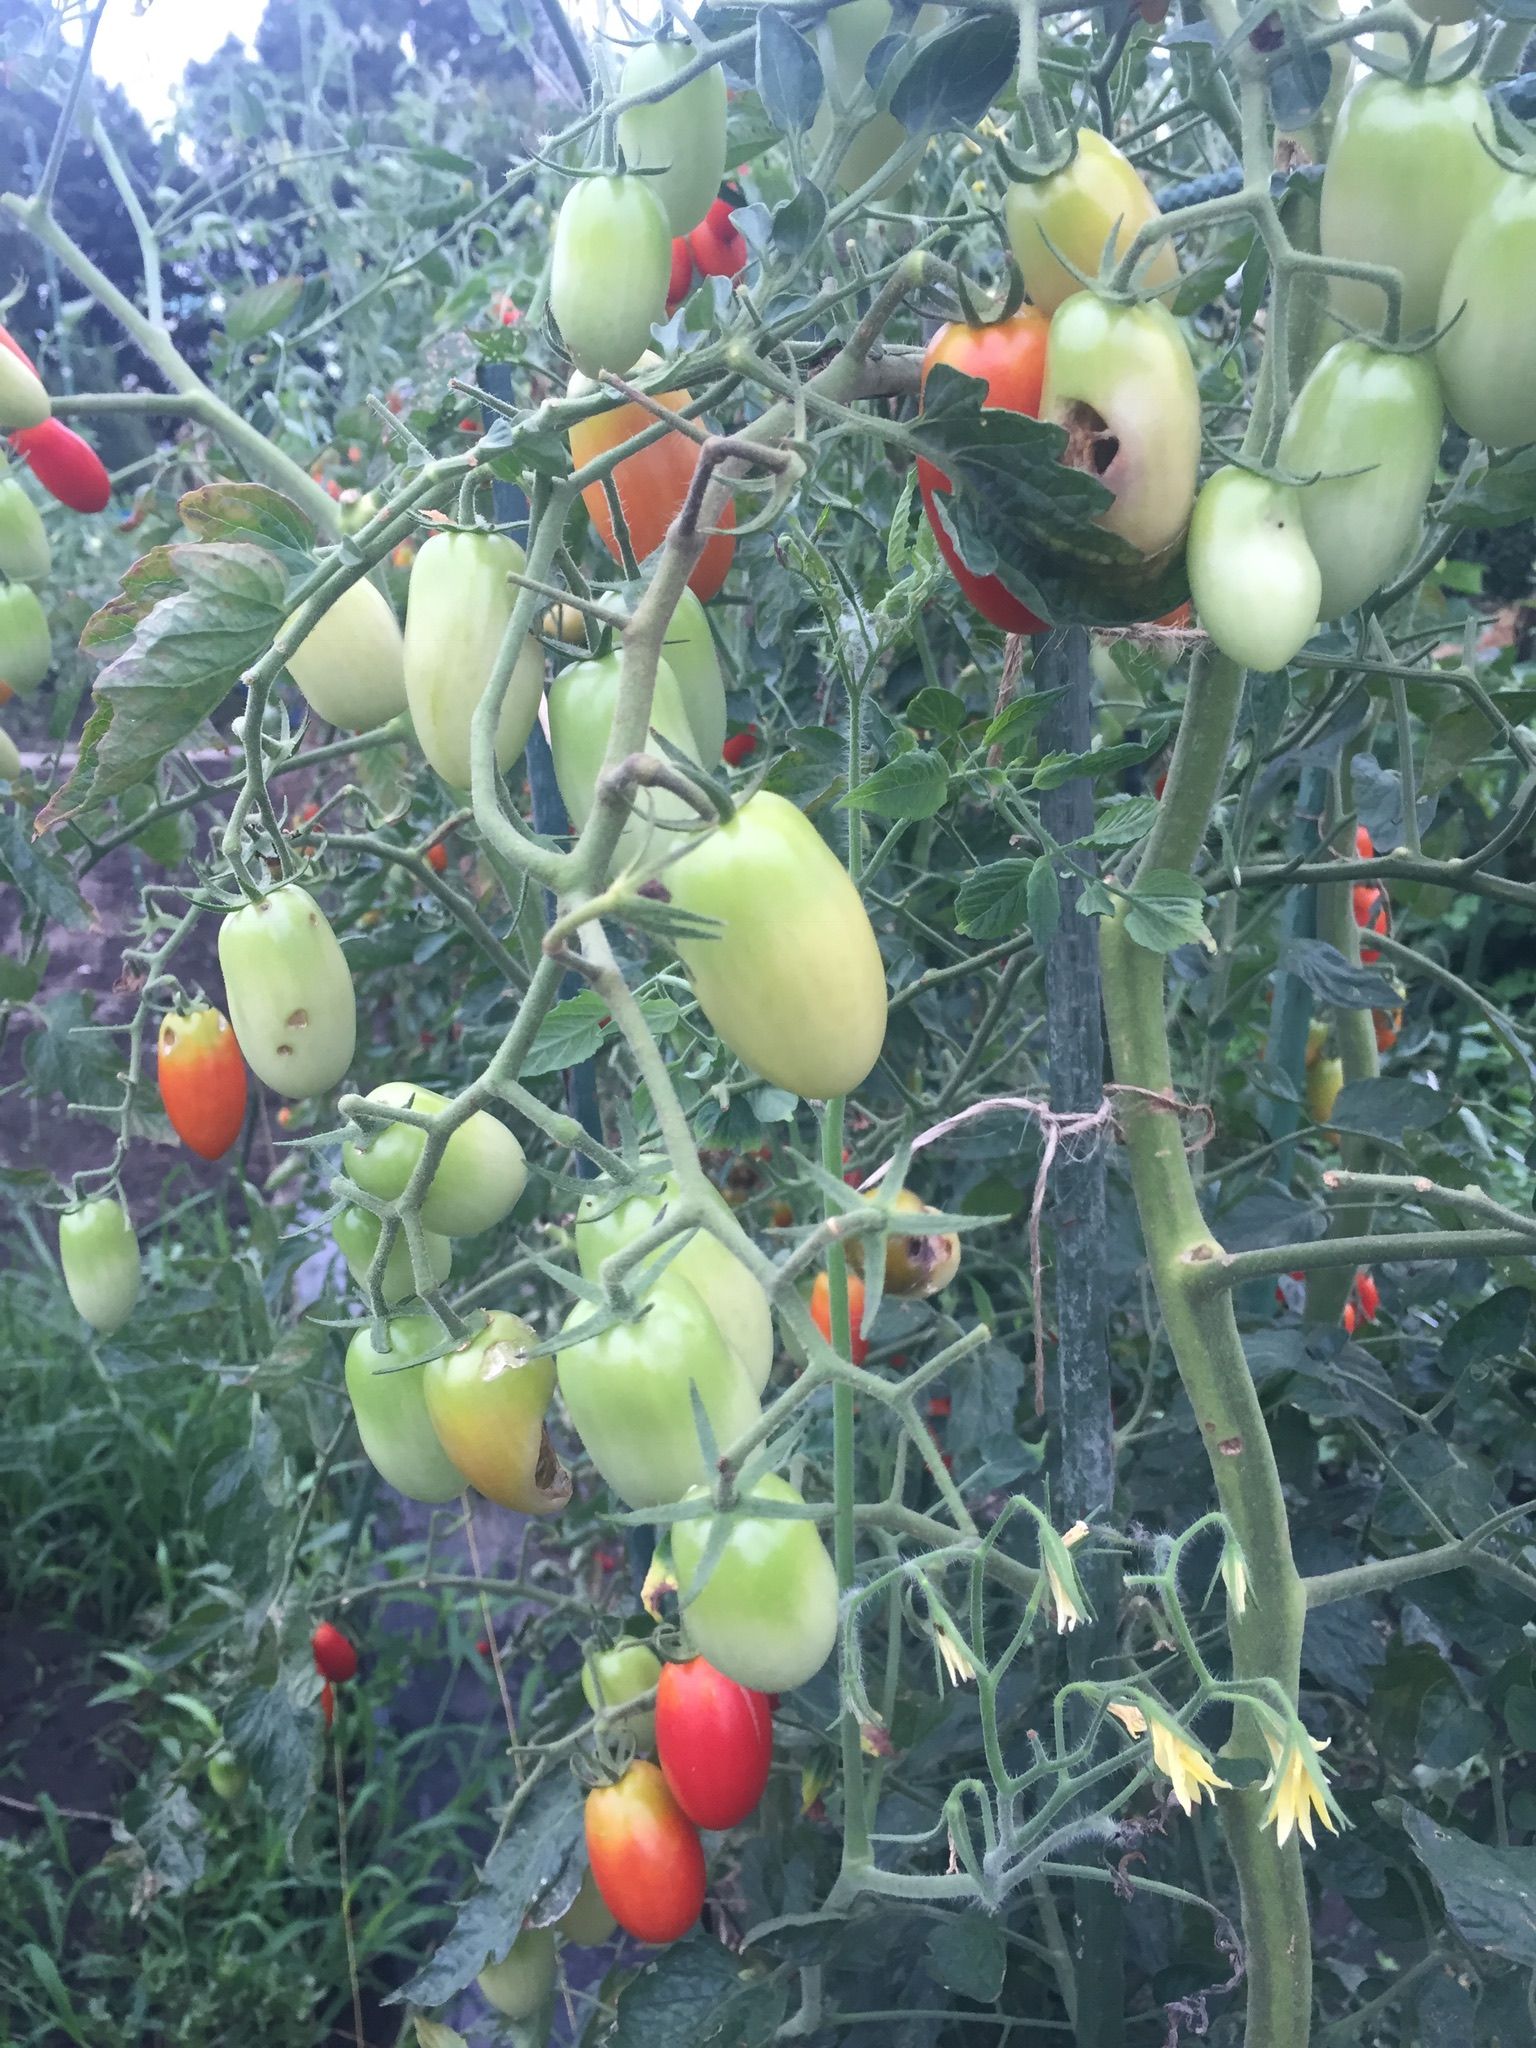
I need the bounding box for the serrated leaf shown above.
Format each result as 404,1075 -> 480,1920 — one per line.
0,809 -> 90,928
610,1935 -> 785,2048
1277,937 -> 1400,1011
905,686 -> 968,734
926,1912 -> 1007,2002
984,684 -> 1065,757
1441,1288 -> 1530,1379
1086,795 -> 1160,848
955,859 -> 1032,939
223,275 -> 304,345
888,13 -> 1019,129
756,9 -> 823,130
179,481 -> 316,569
1026,855 -> 1060,944
840,749 -> 949,820
771,178 -> 828,259
1329,1077 -> 1451,1145
519,992 -> 607,1077
1122,870 -> 1212,954
224,1681 -> 318,1845
1268,44 -> 1335,126
1031,723 -> 1173,788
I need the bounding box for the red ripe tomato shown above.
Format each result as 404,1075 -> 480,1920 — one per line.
1373,1006 -> 1402,1054
312,1621 -> 358,1684
425,841 -> 449,874
10,418 -> 111,513
584,1760 -> 706,1944
917,312 -> 1052,634
157,1005 -> 248,1162
811,1269 -> 869,1366
1355,825 -> 1374,859
320,1680 -> 335,1729
655,1657 -> 773,1829
1341,1301 -> 1357,1335
721,724 -> 758,767
688,193 -> 747,279
1354,1270 -> 1380,1323
667,237 -> 694,312
1353,882 -> 1388,962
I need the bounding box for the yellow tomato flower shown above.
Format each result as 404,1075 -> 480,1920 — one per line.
1038,1519 -> 1093,1634
1261,1728 -> 1342,1849
1107,1698 -> 1229,1815
934,1626 -> 977,1689
1221,1543 -> 1249,1617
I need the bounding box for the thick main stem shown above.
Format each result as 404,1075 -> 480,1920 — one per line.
1098,651 -> 1311,2048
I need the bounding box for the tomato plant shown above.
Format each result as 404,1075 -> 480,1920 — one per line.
551,174 -> 672,377
402,529 -> 544,788
344,1313 -> 465,1502
655,1656 -> 773,1829
57,1197 -> 140,1336
156,1005 -> 248,1161
584,1760 -> 705,1945
217,884 -> 357,1099
670,1474 -> 840,1693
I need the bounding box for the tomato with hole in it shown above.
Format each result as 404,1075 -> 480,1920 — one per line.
0,477 -> 50,582
557,1272 -> 759,1509
403,530 -> 544,788
10,418 -> 110,513
333,1205 -> 452,1305
312,1621 -> 358,1683
1436,172 -> 1536,451
157,1005 -> 248,1161
585,1760 -> 705,1945
344,1313 -> 466,1502
667,792 -> 888,1100
477,1926 -> 557,2019
575,1167 -> 773,1395
582,1639 -> 664,1753
218,884 -> 356,1099
343,1080 -> 526,1237
545,649 -> 702,872
671,1473 -> 840,1693
616,41 -> 727,237
422,1310 -> 571,1515
567,356 -> 735,600
1004,128 -> 1180,313
848,1185 -> 962,1297
1186,467 -> 1320,672
655,1656 -> 773,1829
551,174 -> 672,377
811,1268 -> 870,1365
917,312 -> 1051,635
0,581 -> 51,694
58,1197 -> 141,1336
284,575 -> 407,732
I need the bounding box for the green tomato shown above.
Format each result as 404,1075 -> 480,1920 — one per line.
478,1925 -> 557,2020
403,530 -> 544,789
1040,295 -> 1200,561
0,477 -> 50,582
284,575 -> 407,731
615,41 -> 727,237
343,1080 -> 527,1237
1279,340 -> 1443,618
1186,468 -> 1320,673
423,1310 -> 571,1515
1320,73 -> 1499,339
659,589 -> 727,764
666,791 -> 888,1101
344,1313 -> 466,1502
0,722 -> 19,781
217,884 -> 357,1099
546,650 -> 701,870
575,1170 -> 773,1395
551,175 -> 671,378
0,581 -> 51,694
671,1473 -> 839,1693
556,1866 -> 617,1946
1436,175 -> 1536,452
58,1197 -> 140,1336
557,1272 -> 760,1509
581,1639 -> 663,1752
206,1750 -> 248,1803
0,348 -> 49,431
808,2 -> 942,198
1004,129 -> 1180,315
332,1204 -> 453,1304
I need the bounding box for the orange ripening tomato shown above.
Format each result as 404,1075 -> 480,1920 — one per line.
157,1006 -> 249,1162
10,419 -> 111,513
568,371 -> 734,601
916,312 -> 1051,635
1353,882 -> 1389,962
811,1269 -> 869,1365
1342,1301 -> 1357,1335
1373,1006 -> 1402,1054
585,1760 -> 706,1945
1354,1270 -> 1380,1323
1355,825 -> 1374,858
425,841 -> 449,874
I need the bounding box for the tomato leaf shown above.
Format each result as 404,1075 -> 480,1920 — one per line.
223,1680 -> 319,1846
390,1774 -> 584,2007
0,807 -> 90,929
841,748 -> 949,820
955,859 -> 1032,939
223,275 -> 304,345
755,10 -> 823,132
1122,870 -> 1213,954
612,1936 -> 787,2047
771,179 -> 828,258
1329,1077 -> 1452,1146
1443,445 -> 1536,530
888,14 -> 1019,130
1399,1806 -> 1536,1967
905,685 -> 969,734
1026,854 -> 1061,944
1277,937 -> 1400,1012
1083,795 -> 1160,848
926,1911 -> 1008,2002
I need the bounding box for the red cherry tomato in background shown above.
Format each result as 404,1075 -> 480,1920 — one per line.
667,237 -> 695,311
721,724 -> 758,767
584,1759 -> 706,1945
1355,825 -> 1374,858
10,418 -> 111,513
1353,882 -> 1389,962
655,1657 -> 773,1829
157,1005 -> 249,1162
688,191 -> 748,279
426,841 -> 449,874
1353,1270 -> 1380,1323
320,1680 -> 335,1729
312,1621 -> 358,1684
917,312 -> 1052,635
811,1269 -> 869,1365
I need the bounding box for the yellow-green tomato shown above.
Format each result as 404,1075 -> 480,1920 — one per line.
402,530 -> 544,789
477,1925 -> 557,2020
1186,469 -> 1320,673
666,792 -> 887,1100
615,40 -> 727,237
575,1171 -> 773,1396
672,1474 -> 839,1693
342,1081 -> 527,1237
344,1313 -> 466,1502
0,477 -> 50,582
557,1272 -> 760,1510
0,348 -> 49,431
556,1867 -> 617,1946
1040,295 -> 1200,561
58,1197 -> 140,1336
332,1204 -> 452,1303
1436,175 -> 1536,452
206,1751 -> 248,1802
217,884 -> 357,1099
1279,340 -> 1443,618
284,576 -> 407,731
0,723 -> 19,781
546,651 -> 701,870
1320,73 -> 1499,338
0,582 -> 51,694
659,589 -> 727,764
581,1639 -> 663,1752
1004,128 -> 1179,314
423,1310 -> 571,1515
550,174 -> 671,378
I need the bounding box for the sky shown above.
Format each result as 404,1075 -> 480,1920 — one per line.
77,0 -> 266,125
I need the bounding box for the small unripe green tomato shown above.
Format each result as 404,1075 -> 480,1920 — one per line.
343,1081 -> 526,1238
58,1197 -> 140,1335
478,1925 -> 558,2018
581,1639 -> 663,1753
